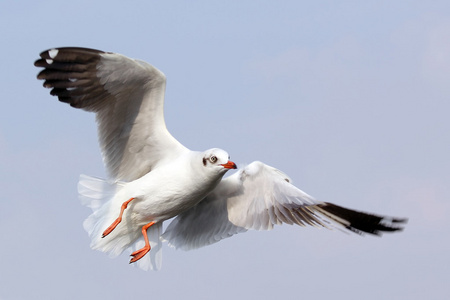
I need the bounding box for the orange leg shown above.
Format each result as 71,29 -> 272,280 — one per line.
129,221 -> 156,264
102,197 -> 135,238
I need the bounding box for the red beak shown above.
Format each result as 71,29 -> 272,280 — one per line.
221,160 -> 237,169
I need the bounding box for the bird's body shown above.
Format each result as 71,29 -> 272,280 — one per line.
35,47 -> 407,271
118,149 -> 231,223
79,148 -> 234,269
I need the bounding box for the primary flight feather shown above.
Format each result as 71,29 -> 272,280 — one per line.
35,47 -> 407,271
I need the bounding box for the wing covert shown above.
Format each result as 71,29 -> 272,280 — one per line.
35,47 -> 187,181
162,161 -> 326,250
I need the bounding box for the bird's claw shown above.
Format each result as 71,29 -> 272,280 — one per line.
129,246 -> 150,264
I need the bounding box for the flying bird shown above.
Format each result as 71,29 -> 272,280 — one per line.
35,47 -> 407,271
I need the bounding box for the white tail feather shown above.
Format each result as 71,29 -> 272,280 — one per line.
78,174 -> 117,210
78,174 -> 163,270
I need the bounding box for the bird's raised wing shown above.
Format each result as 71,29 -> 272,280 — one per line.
162,161 -> 407,250
35,47 -> 187,181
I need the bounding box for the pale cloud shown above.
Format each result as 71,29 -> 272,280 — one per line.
389,13 -> 450,92
408,183 -> 450,224
374,177 -> 450,226
422,19 -> 450,91
243,47 -> 311,82
243,35 -> 365,90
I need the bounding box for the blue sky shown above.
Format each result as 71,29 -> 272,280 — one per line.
1,1 -> 449,299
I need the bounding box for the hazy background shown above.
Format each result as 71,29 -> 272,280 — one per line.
1,1 -> 449,299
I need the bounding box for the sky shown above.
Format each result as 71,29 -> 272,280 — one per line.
1,0 -> 449,299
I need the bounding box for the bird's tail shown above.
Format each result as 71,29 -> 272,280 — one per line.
78,174 -> 163,271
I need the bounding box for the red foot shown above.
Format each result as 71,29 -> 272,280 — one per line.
102,219 -> 121,238
102,197 -> 135,238
130,246 -> 150,263
129,221 -> 155,264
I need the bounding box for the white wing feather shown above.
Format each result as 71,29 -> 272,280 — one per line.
95,53 -> 188,180
163,161 -> 407,250
36,47 -> 188,181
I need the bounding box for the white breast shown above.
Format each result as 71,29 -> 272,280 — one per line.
117,154 -> 222,224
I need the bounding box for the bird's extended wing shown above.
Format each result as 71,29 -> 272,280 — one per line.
35,47 -> 187,181
162,161 -> 407,250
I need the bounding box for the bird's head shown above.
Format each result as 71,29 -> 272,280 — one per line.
201,148 -> 237,174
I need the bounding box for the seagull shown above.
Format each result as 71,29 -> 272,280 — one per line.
35,47 -> 407,271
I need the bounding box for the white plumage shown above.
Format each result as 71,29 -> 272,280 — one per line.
35,47 -> 406,271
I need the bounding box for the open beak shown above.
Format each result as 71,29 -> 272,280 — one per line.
221,160 -> 237,169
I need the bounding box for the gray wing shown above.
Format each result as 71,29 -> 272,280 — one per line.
162,161 -> 407,250
35,47 -> 187,181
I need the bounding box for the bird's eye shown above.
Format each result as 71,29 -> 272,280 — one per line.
210,155 -> 217,163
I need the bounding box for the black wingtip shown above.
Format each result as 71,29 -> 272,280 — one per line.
34,47 -> 108,110
314,202 -> 407,236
